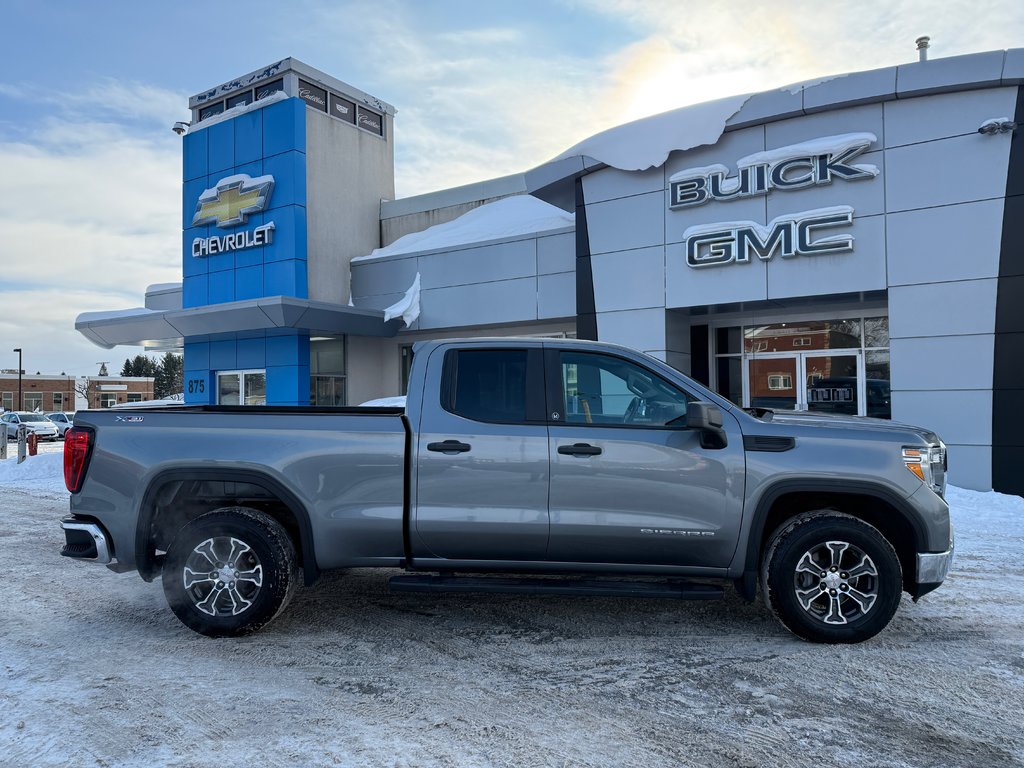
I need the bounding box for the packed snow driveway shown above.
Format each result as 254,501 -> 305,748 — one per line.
1,456 -> 1022,767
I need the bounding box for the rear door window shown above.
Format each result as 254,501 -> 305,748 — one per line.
444,349 -> 529,424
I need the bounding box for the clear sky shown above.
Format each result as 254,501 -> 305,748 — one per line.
1,0 -> 1021,377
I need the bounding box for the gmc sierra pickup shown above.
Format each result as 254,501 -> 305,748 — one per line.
60,338 -> 953,643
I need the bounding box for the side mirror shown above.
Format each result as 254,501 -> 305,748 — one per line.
686,401 -> 728,449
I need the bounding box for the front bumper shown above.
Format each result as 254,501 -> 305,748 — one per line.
60,518 -> 113,564
912,526 -> 954,597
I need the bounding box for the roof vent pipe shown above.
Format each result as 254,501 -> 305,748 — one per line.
916,36 -> 931,62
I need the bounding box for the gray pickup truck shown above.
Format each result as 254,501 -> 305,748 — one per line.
60,338 -> 953,643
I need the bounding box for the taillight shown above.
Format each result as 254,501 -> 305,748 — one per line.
64,428 -> 93,493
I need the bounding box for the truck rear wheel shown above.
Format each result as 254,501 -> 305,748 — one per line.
761,511 -> 902,644
162,507 -> 300,637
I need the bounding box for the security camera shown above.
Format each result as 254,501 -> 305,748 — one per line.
172,121 -> 191,136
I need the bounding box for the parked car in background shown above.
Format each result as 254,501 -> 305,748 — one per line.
2,412 -> 59,441
45,412 -> 76,437
807,377 -> 892,420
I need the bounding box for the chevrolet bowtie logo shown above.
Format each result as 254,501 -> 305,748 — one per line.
192,173 -> 275,228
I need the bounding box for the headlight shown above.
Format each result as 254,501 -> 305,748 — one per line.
902,444 -> 946,496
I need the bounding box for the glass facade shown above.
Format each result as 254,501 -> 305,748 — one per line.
713,315 -> 891,418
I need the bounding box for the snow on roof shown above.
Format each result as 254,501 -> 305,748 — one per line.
383,273 -> 421,326
668,133 -> 880,183
547,93 -> 750,172
353,195 -> 574,262
780,73 -> 847,95
145,283 -> 182,294
188,90 -> 288,132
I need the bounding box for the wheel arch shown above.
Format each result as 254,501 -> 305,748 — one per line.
738,479 -> 927,600
135,468 -> 319,586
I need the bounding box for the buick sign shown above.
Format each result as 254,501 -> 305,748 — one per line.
669,133 -> 878,209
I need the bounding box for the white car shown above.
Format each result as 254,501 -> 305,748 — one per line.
1,412 -> 60,441
45,411 -> 76,437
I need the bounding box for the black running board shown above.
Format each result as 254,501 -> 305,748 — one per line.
389,575 -> 724,600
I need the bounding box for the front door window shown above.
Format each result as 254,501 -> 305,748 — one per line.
558,352 -> 690,426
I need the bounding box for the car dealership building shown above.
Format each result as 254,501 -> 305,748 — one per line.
76,50 -> 1024,494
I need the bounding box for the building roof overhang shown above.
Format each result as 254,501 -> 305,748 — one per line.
76,296 -> 402,349
526,47 -> 1024,210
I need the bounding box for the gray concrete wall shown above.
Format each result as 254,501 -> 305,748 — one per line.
351,228 -> 575,332
379,175 -> 526,246
382,197 -> 511,246
306,110 -> 395,305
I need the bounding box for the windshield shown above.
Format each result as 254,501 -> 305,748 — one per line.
20,414 -> 51,423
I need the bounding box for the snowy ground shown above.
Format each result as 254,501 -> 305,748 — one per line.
1,451 -> 1022,767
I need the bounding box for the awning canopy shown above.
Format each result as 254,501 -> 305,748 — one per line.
76,295 -> 402,349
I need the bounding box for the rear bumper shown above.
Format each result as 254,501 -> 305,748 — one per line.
60,518 -> 113,564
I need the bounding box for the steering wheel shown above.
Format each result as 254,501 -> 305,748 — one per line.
623,396 -> 642,424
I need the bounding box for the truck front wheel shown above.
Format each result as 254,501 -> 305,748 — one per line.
761,511 -> 902,644
162,507 -> 300,637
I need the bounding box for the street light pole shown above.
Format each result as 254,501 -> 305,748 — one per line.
12,348 -> 22,411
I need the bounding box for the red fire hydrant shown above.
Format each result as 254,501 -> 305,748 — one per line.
27,432 -> 38,456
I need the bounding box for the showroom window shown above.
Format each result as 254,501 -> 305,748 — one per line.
217,370 -> 266,406
713,315 -> 890,419
24,393 -> 42,411
52,392 -> 63,410
99,394 -> 117,408
2,392 -> 12,411
127,393 -> 143,403
310,337 -> 346,406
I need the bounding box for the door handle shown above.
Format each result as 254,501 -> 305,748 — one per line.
427,440 -> 472,454
557,443 -> 602,457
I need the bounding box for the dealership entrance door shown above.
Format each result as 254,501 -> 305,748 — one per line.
746,351 -> 865,415
713,317 -> 892,419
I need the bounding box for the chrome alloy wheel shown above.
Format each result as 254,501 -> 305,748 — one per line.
182,537 -> 264,617
793,541 -> 878,625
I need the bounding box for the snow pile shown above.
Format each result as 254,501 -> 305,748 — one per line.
383,273 -> 421,326
0,453 -> 66,496
353,195 -> 574,262
548,93 -> 749,172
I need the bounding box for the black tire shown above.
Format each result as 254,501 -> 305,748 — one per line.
162,507 -> 300,637
761,511 -> 902,644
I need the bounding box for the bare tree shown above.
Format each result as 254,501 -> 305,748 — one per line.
74,378 -> 93,409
